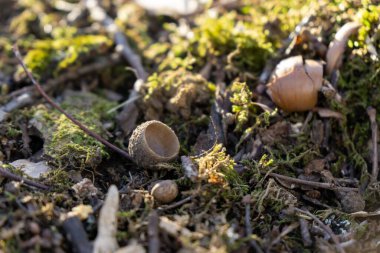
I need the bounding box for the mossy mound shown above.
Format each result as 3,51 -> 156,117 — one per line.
31,91 -> 116,169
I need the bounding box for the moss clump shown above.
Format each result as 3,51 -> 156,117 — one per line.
19,35 -> 112,78
195,12 -> 273,73
356,3 -> 380,50
146,11 -> 273,75
142,69 -> 213,120
31,91 -> 116,170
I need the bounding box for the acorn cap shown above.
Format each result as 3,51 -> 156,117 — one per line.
150,180 -> 179,204
267,55 -> 323,112
128,120 -> 180,168
326,22 -> 361,75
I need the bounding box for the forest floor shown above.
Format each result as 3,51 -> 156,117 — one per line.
0,0 -> 380,252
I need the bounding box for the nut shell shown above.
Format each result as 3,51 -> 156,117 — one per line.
128,120 -> 180,168
150,180 -> 179,203
326,22 -> 361,75
267,55 -> 323,112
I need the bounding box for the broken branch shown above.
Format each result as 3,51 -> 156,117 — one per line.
0,165 -> 49,190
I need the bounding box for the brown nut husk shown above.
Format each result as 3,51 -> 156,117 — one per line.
150,180 -> 179,203
266,55 -> 323,112
128,120 -> 180,168
326,22 -> 361,75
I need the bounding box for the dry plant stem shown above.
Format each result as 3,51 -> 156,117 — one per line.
367,107 -> 378,182
13,46 -> 133,161
148,210 -> 160,253
293,208 -> 345,253
158,196 -> 192,211
243,198 -> 263,253
267,172 -> 358,192
85,0 -> 148,80
0,165 -> 49,190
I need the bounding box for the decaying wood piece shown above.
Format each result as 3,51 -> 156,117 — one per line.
93,185 -> 119,253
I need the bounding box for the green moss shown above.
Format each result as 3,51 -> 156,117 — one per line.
31,92 -> 116,170
229,81 -> 259,132
142,68 -> 213,121
146,11 -> 273,74
19,35 -> 112,78
41,169 -> 72,192
356,3 -> 380,49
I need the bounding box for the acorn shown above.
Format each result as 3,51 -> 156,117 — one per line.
150,180 -> 179,203
326,22 -> 361,75
128,120 -> 180,168
266,55 -> 323,112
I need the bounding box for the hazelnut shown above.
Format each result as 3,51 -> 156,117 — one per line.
150,180 -> 179,203
266,55 -> 323,112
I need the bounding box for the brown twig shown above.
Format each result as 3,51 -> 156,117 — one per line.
13,45 -> 133,161
158,196 -> 192,211
85,0 -> 148,81
242,195 -> 263,253
0,165 -> 49,190
293,208 -> 345,253
266,172 -> 358,192
148,210 -> 160,253
367,107 -> 378,182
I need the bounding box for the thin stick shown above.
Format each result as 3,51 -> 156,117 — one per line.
158,196 -> 192,211
267,172 -> 358,192
148,210 -> 160,253
367,107 -> 378,182
0,166 -> 49,190
85,0 -> 148,81
242,195 -> 263,253
293,208 -> 345,253
13,45 -> 133,161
